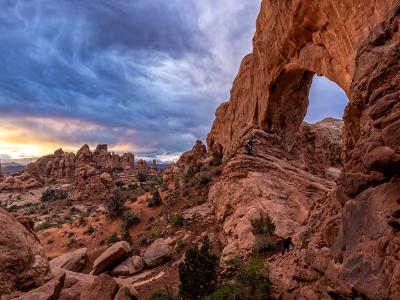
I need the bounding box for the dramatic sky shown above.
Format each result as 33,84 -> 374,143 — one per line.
0,0 -> 347,162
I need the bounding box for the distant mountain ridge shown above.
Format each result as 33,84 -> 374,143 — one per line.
1,162 -> 26,176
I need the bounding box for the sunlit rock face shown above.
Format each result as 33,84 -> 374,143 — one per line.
207,0 -> 400,298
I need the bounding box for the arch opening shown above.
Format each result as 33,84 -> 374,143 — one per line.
264,70 -> 348,148
305,75 -> 349,124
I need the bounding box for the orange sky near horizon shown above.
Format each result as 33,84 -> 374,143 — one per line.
0,116 -> 137,160
0,116 -> 182,162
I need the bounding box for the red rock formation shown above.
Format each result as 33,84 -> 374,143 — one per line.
0,208 -> 51,297
0,162 -> 42,191
206,1 -> 400,298
0,145 -> 143,200
163,140 -> 208,189
177,140 -> 207,168
210,120 -> 341,264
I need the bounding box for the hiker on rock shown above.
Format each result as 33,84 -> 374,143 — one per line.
282,237 -> 294,255
245,135 -> 255,155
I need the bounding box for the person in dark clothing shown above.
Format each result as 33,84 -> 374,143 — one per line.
245,140 -> 253,155
282,237 -> 294,255
245,135 -> 255,155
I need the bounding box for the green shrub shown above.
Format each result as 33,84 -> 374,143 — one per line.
138,173 -> 147,182
128,184 -> 138,191
199,174 -> 211,185
152,229 -> 163,239
104,189 -> 127,219
171,214 -> 185,227
148,190 -> 162,207
179,236 -> 219,300
251,214 -> 277,255
34,222 -> 53,231
251,214 -> 276,236
184,165 -> 200,179
116,181 -> 125,188
149,286 -> 175,300
84,225 -> 95,235
121,211 -> 140,230
193,198 -> 206,206
210,152 -> 223,167
121,231 -> 133,244
205,285 -> 240,300
236,256 -> 272,299
112,167 -> 124,173
41,188 -> 68,202
107,233 -> 120,245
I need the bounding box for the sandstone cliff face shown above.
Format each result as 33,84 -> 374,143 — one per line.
210,120 -> 342,266
207,1 -> 400,298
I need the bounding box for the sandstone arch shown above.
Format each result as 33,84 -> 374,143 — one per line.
207,0 -> 397,158
207,1 -> 400,298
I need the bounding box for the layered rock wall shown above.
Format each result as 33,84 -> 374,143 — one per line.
207,1 -> 400,298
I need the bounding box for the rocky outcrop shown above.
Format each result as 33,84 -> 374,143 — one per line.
80,274 -> 119,300
91,241 -> 132,275
15,272 -> 65,300
143,239 -> 172,268
206,0 -> 400,298
0,144 -> 161,201
177,140 -> 207,168
0,163 -> 42,191
52,268 -> 138,300
112,256 -> 144,277
210,122 -> 341,261
50,248 -> 88,273
163,140 -> 208,189
0,208 -> 51,297
71,166 -> 115,202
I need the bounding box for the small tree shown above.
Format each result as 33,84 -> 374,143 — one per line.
121,230 -> 133,244
236,256 -> 272,299
251,213 -> 277,254
148,190 -> 162,207
138,173 -> 147,182
104,189 -> 127,219
179,237 -> 219,300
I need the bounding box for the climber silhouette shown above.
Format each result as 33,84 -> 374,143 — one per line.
245,135 -> 255,155
282,237 -> 294,255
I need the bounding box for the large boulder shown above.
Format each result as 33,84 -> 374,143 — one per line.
90,241 -> 131,275
143,239 -> 172,268
52,268 -> 138,300
15,272 -> 66,300
0,209 -> 51,296
50,248 -> 88,272
112,256 -> 144,276
80,274 -> 119,300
